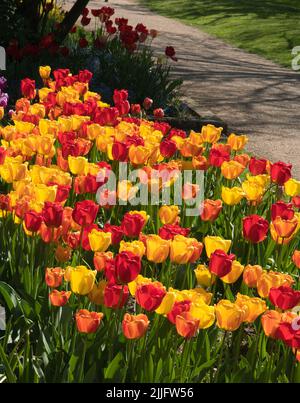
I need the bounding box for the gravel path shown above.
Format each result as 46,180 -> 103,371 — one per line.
64,0 -> 300,177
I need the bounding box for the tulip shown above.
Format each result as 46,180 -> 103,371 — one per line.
276,322 -> 300,348
221,160 -> 245,180
45,267 -> 65,288
122,313 -> 149,339
158,224 -> 190,240
233,153 -> 250,167
204,236 -> 231,258
261,310 -> 282,338
194,264 -> 215,287
284,178 -> 300,197
209,147 -> 230,167
227,134 -> 248,151
70,266 -> 97,295
24,210 -> 43,232
88,280 -> 107,305
72,200 -> 99,227
271,201 -> 294,221
270,161 -> 292,186
209,249 -> 235,278
0,147 -> 7,165
75,309 -> 104,333
235,293 -> 267,322
189,303 -> 215,329
119,240 -> 145,258
55,244 -> 72,263
221,186 -> 244,206
242,180 -> 264,202
104,284 -> 129,309
128,275 -> 152,297
160,139 -> 177,158
68,156 -> 88,175
243,215 -> 269,243
221,260 -> 244,284
21,78 -> 36,99
49,290 -> 71,307
170,235 -> 203,264
243,264 -> 263,288
257,271 -> 294,298
121,212 -> 145,238
175,312 -> 200,338
93,251 -> 114,271
269,286 -> 300,310
272,216 -> 298,239
192,155 -> 209,170
42,202 -> 63,228
88,229 -> 111,252
200,199 -> 222,221
249,157 -> 267,175
115,251 -> 141,283
201,124 -> 222,144
104,224 -> 123,245
146,235 -> 170,263
155,292 -> 177,315
159,205 -> 180,225
136,283 -> 166,311
215,300 -> 244,331
292,250 -> 300,269
39,66 -> 51,80
128,145 -> 150,165
0,107 -> 4,121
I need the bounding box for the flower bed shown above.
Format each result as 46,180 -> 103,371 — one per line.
0,67 -> 300,383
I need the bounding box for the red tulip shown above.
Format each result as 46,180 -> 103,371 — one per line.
136,283 -> 166,311
158,224 -> 190,240
115,251 -> 141,283
276,322 -> 300,349
112,141 -> 129,161
42,202 -> 63,228
0,147 -> 7,165
103,223 -> 123,245
21,78 -> 36,99
104,284 -> 129,308
209,249 -> 235,278
209,147 -> 230,167
167,300 -> 191,324
121,213 -> 145,238
249,157 -> 267,175
24,210 -> 43,232
269,286 -> 300,310
270,161 -> 292,185
271,201 -> 294,221
72,200 -> 99,227
143,97 -> 153,110
165,46 -> 177,61
243,215 -> 269,243
153,108 -> 164,118
160,139 -> 177,158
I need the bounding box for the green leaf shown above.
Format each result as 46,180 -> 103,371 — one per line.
0,344 -> 17,383
104,351 -> 123,380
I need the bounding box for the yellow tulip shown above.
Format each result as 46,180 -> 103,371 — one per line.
0,107 -> 4,120
215,300 -> 244,331
221,260 -> 244,284
190,302 -> 215,329
39,65 -> 51,80
33,184 -> 57,203
201,124 -> 222,143
221,186 -> 244,205
88,229 -> 112,252
155,291 -> 176,315
170,235 -> 202,264
159,205 -> 180,224
235,293 -> 267,323
68,156 -> 88,175
119,240 -> 146,258
284,178 -> 300,197
70,266 -> 97,295
204,236 -> 231,258
241,180 -> 265,202
146,234 -> 170,263
194,264 -> 216,287
128,145 -> 150,165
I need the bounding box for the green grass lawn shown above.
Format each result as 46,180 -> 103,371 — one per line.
140,0 -> 300,67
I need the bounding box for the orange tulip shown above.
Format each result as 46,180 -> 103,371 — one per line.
93,251 -> 114,271
292,250 -> 300,268
261,310 -> 282,338
221,160 -> 245,180
122,313 -> 150,339
200,199 -> 222,221
175,311 -> 199,338
192,155 -> 209,170
233,153 -> 250,167
49,290 -> 71,307
55,244 -> 71,263
243,264 -> 263,288
45,267 -> 65,288
272,216 -> 298,239
75,309 -> 104,333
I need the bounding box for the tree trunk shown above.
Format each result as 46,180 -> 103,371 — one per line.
56,0 -> 90,44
